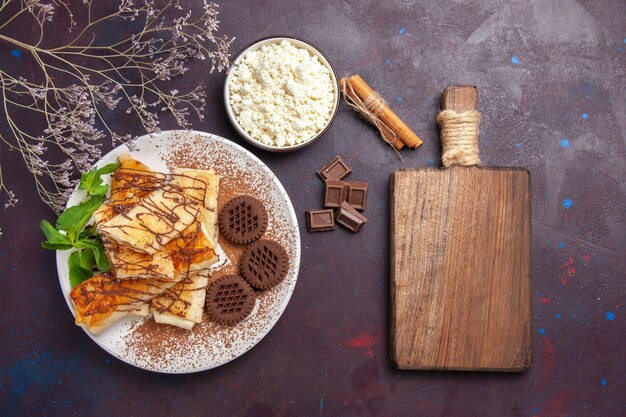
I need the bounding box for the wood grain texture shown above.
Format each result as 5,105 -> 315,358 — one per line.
441,85 -> 478,112
390,166 -> 532,371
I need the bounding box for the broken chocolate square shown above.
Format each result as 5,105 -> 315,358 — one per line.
317,155 -> 352,181
306,209 -> 335,232
324,180 -> 348,209
335,201 -> 367,232
344,181 -> 368,211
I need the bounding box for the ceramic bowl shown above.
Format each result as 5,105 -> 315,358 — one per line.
224,36 -> 340,152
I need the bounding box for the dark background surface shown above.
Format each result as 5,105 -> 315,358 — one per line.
1,0 -> 625,416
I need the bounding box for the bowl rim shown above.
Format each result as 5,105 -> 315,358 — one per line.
223,35 -> 340,153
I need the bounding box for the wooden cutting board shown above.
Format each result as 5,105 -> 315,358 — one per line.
390,86 -> 532,371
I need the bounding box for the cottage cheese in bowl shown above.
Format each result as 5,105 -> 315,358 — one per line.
225,38 -> 339,151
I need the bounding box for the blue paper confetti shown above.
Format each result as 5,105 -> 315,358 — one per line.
555,314 -> 561,319
601,378 -> 607,386
515,143 -> 521,148
581,113 -> 588,120
396,96 -> 403,105
538,328 -> 545,335
606,311 -> 615,321
511,55 -> 520,65
560,139 -> 570,148
10,49 -> 21,58
399,27 -> 406,35
559,242 -> 565,248
562,198 -> 573,209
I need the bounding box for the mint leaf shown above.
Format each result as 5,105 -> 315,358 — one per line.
75,237 -> 110,273
95,163 -> 121,176
42,163 -> 120,287
56,205 -> 88,234
78,224 -> 97,240
74,239 -> 98,249
78,169 -> 100,193
40,220 -> 73,249
68,251 -> 93,288
68,238 -> 109,288
89,184 -> 109,196
79,163 -> 120,196
78,247 -> 95,269
56,194 -> 105,241
92,243 -> 110,272
41,241 -> 74,250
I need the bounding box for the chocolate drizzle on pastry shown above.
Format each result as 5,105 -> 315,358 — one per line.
98,183 -> 201,254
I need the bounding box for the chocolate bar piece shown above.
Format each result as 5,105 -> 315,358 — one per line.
324,180 -> 348,208
335,201 -> 367,232
344,181 -> 368,211
306,209 -> 336,232
318,155 -> 352,181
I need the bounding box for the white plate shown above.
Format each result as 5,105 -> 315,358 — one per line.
56,130 -> 300,373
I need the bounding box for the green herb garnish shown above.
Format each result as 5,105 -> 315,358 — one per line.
40,163 -> 120,288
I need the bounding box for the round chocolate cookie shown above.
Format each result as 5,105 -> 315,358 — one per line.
241,239 -> 289,290
206,275 -> 256,325
219,195 -> 268,244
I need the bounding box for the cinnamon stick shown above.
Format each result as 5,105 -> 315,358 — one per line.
341,78 -> 405,150
342,75 -> 423,149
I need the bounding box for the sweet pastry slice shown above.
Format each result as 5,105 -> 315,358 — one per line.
94,204 -> 176,281
151,275 -> 209,330
98,184 -> 200,254
110,154 -> 166,208
93,154 -> 165,224
93,204 -> 116,225
151,222 -> 218,329
78,221 -> 218,333
130,304 -> 150,317
105,239 -> 175,280
70,273 -> 182,335
94,176 -> 177,280
167,221 -> 219,278
170,168 -> 220,240
130,304 -> 150,316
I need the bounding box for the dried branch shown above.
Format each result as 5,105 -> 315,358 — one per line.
0,0 -> 233,214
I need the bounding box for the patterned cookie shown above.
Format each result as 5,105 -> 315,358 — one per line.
218,195 -> 268,244
241,239 -> 289,290
206,275 -> 256,325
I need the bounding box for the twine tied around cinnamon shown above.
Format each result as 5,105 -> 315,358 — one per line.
340,78 -> 403,159
436,109 -> 481,167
